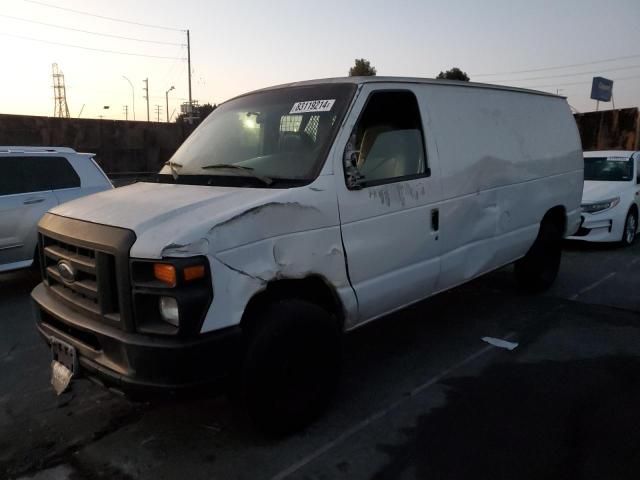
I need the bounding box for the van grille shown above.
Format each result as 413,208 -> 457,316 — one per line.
42,236 -> 121,324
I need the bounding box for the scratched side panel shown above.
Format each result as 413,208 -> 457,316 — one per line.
419,83 -> 583,290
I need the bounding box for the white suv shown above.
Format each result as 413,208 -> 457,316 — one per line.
0,147 -> 112,273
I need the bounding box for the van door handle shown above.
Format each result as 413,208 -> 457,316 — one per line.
23,197 -> 45,205
431,208 -> 439,232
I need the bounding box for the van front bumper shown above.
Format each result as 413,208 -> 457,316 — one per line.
32,283 -> 243,394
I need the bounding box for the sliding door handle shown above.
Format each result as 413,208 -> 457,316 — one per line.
431,208 -> 439,232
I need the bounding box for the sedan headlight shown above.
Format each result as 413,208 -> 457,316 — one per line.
581,197 -> 620,214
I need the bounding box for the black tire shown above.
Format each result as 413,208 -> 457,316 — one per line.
621,209 -> 638,246
515,219 -> 562,292
241,299 -> 342,434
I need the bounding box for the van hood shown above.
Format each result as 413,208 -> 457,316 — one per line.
49,181 -> 335,259
51,182 -> 281,232
582,180 -> 628,203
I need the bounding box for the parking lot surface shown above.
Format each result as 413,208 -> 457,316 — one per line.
1,240 -> 639,480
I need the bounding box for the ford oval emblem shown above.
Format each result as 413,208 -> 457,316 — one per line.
57,260 -> 76,283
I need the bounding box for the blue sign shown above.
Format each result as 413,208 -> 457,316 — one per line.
591,77 -> 613,102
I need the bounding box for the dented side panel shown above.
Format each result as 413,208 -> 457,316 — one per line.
149,175 -> 359,333
205,226 -> 356,332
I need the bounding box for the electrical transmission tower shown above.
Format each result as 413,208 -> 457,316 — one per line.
52,63 -> 70,118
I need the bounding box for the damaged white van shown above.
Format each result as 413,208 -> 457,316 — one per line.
32,77 -> 583,432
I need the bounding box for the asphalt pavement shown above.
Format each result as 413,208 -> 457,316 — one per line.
1,239 -> 638,480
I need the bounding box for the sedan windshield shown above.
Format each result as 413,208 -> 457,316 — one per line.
159,84 -> 356,187
584,156 -> 633,182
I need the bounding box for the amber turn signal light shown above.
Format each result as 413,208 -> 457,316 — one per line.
184,265 -> 206,282
153,263 -> 177,287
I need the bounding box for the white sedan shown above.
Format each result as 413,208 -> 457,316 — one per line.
568,150 -> 640,245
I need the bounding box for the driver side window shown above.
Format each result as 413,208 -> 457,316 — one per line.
636,159 -> 640,184
345,91 -> 427,188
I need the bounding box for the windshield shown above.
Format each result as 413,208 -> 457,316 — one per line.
584,156 -> 633,182
159,84 -> 356,187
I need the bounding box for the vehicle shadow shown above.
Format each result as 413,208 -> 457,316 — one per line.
562,239 -> 625,252
0,270 -> 40,300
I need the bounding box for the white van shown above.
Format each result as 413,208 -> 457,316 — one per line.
32,77 -> 583,432
0,147 -> 112,273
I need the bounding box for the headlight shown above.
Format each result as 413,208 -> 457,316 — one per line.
581,197 -> 620,214
159,296 -> 179,326
131,257 -> 213,335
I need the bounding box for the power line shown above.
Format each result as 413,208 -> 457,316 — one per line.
24,0 -> 184,32
472,53 -> 640,77
489,63 -> 640,84
0,13 -> 185,46
0,32 -> 186,59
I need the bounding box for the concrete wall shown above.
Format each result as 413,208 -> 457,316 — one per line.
574,108 -> 639,151
0,114 -> 195,174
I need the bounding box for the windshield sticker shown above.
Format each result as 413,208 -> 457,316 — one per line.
290,99 -> 335,114
607,156 -> 630,162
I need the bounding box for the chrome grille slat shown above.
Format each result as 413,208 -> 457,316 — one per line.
50,284 -> 101,316
46,266 -> 98,299
41,234 -> 120,323
44,244 -> 96,274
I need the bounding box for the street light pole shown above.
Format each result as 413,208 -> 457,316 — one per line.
122,76 -> 135,120
165,86 -> 175,122
187,30 -> 192,114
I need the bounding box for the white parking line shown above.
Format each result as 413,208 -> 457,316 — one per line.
270,332 -> 516,480
569,272 -> 617,300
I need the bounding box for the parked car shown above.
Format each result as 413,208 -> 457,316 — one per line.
567,150 -> 640,245
0,147 -> 112,273
31,77 -> 583,432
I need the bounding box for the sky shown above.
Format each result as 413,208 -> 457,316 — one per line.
1,0 -> 639,121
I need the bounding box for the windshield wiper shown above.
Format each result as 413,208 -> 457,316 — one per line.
201,164 -> 273,185
164,161 -> 183,180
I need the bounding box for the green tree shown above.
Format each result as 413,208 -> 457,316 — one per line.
436,67 -> 470,81
349,58 -> 377,76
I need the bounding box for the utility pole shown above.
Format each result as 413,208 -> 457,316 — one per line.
187,30 -> 192,115
165,86 -> 175,122
123,105 -> 129,121
155,105 -> 162,122
143,78 -> 150,122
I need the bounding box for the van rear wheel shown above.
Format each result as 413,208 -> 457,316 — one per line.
241,299 -> 342,434
515,220 -> 562,292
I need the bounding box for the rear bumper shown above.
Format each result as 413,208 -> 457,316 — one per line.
32,283 -> 243,394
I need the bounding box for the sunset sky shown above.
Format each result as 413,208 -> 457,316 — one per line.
1,0 -> 639,121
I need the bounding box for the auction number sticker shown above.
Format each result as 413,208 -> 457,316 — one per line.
290,99 -> 335,114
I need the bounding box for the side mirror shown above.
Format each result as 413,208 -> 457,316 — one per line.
344,137 -> 365,189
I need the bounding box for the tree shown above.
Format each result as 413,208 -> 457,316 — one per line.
349,58 -> 377,77
436,67 -> 470,82
176,103 -> 217,124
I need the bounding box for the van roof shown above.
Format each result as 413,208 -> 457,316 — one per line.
242,76 -> 562,100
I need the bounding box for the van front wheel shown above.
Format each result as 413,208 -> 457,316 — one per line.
241,299 -> 342,434
515,220 -> 562,292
